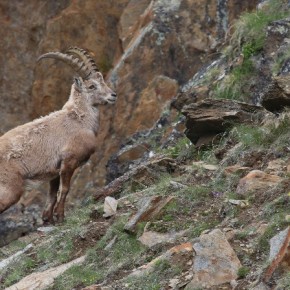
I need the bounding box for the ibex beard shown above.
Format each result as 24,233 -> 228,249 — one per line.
0,47 -> 117,224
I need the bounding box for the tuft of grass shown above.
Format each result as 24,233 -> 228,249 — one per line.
229,114 -> 290,151
54,217 -> 146,289
237,266 -> 250,279
125,258 -> 181,290
216,0 -> 290,101
37,237 -> 74,265
162,137 -> 195,160
230,0 -> 290,57
230,125 -> 267,148
257,214 -> 288,253
213,58 -> 255,101
272,51 -> 290,75
0,239 -> 29,260
2,257 -> 37,288
52,264 -> 103,290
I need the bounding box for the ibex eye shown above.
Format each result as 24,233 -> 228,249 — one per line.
89,85 -> 96,89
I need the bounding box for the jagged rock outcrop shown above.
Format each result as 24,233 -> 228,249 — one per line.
0,205 -> 41,247
182,99 -> 266,145
258,18 -> 290,110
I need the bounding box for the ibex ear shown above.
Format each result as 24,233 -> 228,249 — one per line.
74,76 -> 83,92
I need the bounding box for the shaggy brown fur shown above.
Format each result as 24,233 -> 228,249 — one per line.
0,50 -> 117,223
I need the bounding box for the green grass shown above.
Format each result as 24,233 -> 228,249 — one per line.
125,258 -> 181,290
51,264 -> 103,290
229,114 -> 290,151
0,239 -> 29,260
230,0 -> 290,57
0,199 -> 96,288
53,217 -> 146,289
161,136 -> 195,160
215,0 -> 290,101
237,266 -> 250,279
213,59 -> 256,101
257,213 -> 288,253
2,257 -> 37,288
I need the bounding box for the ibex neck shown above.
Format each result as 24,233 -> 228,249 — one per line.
63,89 -> 100,134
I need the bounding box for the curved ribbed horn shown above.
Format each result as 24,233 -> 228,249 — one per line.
37,52 -> 91,79
66,47 -> 99,74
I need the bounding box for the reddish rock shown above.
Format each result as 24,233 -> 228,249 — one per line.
263,227 -> 290,282
237,170 -> 284,195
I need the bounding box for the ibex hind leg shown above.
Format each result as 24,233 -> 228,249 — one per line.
0,179 -> 24,214
42,177 -> 60,225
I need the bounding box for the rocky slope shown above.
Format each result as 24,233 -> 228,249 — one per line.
0,0 -> 259,244
1,0 -> 290,289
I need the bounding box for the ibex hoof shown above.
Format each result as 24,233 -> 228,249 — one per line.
55,213 -> 64,223
42,216 -> 55,226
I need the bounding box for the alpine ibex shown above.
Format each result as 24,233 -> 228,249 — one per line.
0,47 -> 117,224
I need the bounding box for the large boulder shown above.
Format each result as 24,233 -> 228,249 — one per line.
182,99 -> 266,145
185,229 -> 242,289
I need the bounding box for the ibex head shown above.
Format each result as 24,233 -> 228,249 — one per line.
37,47 -> 117,106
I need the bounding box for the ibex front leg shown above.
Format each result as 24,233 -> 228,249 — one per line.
54,157 -> 78,223
42,177 -> 60,225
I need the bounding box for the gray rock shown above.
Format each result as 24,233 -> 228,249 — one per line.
185,229 -> 242,289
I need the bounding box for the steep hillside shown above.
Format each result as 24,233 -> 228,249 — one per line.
1,0 -> 290,289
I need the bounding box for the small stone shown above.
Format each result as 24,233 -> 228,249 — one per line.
103,196 -> 118,218
192,161 -> 218,171
170,181 -> 187,189
37,226 -> 55,233
266,159 -> 286,174
169,278 -> 179,288
230,280 -> 238,288
228,199 -> 249,208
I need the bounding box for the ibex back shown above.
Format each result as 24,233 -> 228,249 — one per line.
0,47 -> 117,223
